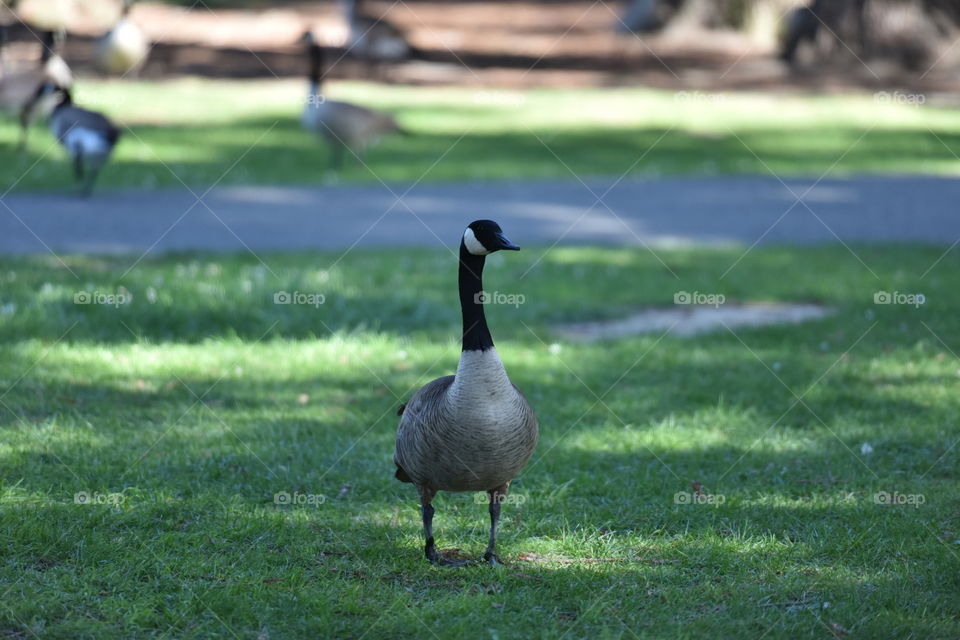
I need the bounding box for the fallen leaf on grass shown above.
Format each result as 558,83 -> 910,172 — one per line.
438,548 -> 471,562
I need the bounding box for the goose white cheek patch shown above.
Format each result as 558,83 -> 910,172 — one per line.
463,228 -> 490,255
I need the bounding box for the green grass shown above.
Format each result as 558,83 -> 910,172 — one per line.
1,243 -> 959,638
3,79 -> 960,191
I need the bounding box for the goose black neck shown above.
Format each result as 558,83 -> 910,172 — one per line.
346,0 -> 360,19
459,243 -> 493,352
307,44 -> 323,93
40,31 -> 55,63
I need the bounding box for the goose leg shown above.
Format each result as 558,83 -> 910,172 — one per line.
17,124 -> 29,153
73,154 -> 85,182
17,106 -> 32,153
329,142 -> 345,172
483,483 -> 509,565
419,485 -> 465,567
81,165 -> 101,197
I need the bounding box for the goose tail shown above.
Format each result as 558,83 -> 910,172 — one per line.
394,463 -> 412,483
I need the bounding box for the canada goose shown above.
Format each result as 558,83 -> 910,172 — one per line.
394,220 -> 538,566
300,31 -> 404,171
341,0 -> 411,63
0,29 -> 73,149
39,83 -> 120,196
95,0 -> 148,76
780,5 -> 820,64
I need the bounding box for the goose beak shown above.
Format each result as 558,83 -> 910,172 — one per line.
494,232 -> 520,251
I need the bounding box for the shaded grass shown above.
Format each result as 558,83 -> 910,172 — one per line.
1,244 -> 959,638
2,79 -> 960,191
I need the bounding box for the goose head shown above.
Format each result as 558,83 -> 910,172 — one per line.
462,220 -> 520,256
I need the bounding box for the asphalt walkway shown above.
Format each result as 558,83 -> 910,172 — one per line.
2,175 -> 956,255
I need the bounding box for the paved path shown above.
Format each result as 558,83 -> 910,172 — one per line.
2,175 -> 957,255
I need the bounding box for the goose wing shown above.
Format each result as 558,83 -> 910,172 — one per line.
393,375 -> 454,484
306,99 -> 400,148
0,70 -> 42,111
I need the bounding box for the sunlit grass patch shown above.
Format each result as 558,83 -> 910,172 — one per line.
3,79 -> 960,192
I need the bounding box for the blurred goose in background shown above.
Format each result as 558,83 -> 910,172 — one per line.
95,0 -> 148,76
0,28 -> 72,149
300,30 -> 405,172
39,82 -> 120,195
341,0 -> 413,76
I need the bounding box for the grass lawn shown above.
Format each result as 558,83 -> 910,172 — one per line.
1,243 -> 958,638
2,79 -> 960,191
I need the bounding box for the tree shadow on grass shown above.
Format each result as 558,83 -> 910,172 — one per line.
1,332 -> 953,495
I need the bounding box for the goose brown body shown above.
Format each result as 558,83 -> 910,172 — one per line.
301,97 -> 400,152
394,353 -> 538,492
95,10 -> 148,76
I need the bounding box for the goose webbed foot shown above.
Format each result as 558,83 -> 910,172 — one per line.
483,550 -> 505,566
426,547 -> 468,568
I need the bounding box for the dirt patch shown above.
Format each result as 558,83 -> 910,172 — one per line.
556,302 -> 832,341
